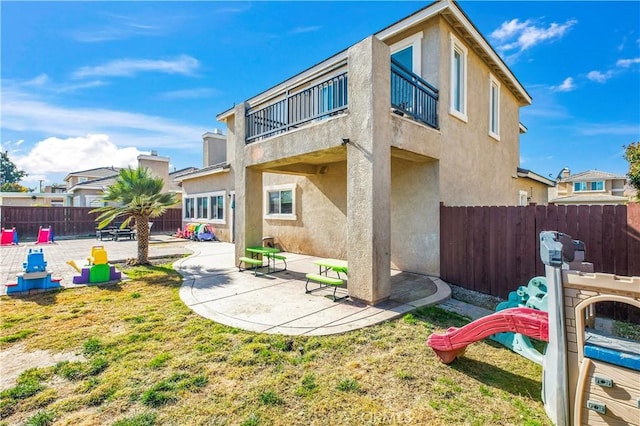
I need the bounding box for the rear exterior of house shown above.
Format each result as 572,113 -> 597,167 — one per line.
185,0 -> 532,304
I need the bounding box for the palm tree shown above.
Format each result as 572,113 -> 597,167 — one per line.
91,167 -> 178,265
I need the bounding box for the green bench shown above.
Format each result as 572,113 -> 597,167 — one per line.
271,254 -> 287,271
238,257 -> 264,276
305,273 -> 346,301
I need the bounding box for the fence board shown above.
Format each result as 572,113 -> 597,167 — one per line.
0,206 -> 182,239
440,203 -> 640,302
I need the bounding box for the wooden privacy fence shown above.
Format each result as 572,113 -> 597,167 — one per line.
0,207 -> 182,239
440,203 -> 640,306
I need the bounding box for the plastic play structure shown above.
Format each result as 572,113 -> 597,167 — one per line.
175,223 -> 216,241
5,248 -> 61,294
490,276 -> 548,365
428,231 -> 640,425
1,227 -> 19,245
35,226 -> 54,244
67,245 -> 121,284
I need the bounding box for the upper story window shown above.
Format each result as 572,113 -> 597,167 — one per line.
184,191 -> 225,223
574,181 -> 605,192
450,33 -> 468,122
78,177 -> 88,183
489,74 -> 500,140
390,31 -> 423,75
265,184 -> 296,220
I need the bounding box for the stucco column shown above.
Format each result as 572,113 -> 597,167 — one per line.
346,36 -> 392,304
233,103 -> 263,263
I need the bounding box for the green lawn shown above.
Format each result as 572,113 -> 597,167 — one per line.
1,263 -> 551,425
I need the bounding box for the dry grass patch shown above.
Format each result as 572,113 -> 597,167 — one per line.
1,263 -> 551,425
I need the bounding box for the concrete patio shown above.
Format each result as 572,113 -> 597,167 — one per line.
1,238 -> 451,336
176,242 -> 451,335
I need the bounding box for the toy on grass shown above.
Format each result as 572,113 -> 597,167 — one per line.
70,245 -> 121,284
5,248 -> 61,294
489,276 -> 548,365
35,226 -> 54,244
1,227 -> 19,245
428,232 -> 640,426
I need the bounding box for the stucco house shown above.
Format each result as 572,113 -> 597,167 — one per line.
549,168 -> 634,205
63,153 -> 195,208
516,167 -> 555,205
182,0 -> 540,304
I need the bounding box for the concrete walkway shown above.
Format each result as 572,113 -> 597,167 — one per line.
176,242 -> 451,335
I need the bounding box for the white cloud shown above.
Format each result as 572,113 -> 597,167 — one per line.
73,55 -> 200,79
490,19 -> 531,41
579,123 -> 640,136
616,57 -> 640,67
490,18 -> 577,63
1,86 -> 204,150
552,77 -> 575,92
159,87 -> 218,100
13,135 -> 143,182
289,26 -> 322,35
587,70 -> 613,83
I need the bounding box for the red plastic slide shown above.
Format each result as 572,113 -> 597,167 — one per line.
427,307 -> 549,364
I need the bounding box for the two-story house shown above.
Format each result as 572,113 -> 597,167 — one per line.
184,0 -> 534,304
65,153 -> 195,208
549,168 -> 634,205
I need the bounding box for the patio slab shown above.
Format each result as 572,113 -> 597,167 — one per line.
1,237 -> 451,335
175,242 -> 451,335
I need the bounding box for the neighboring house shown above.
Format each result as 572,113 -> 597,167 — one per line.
549,168 -> 633,205
516,167 -> 555,205
64,152 -> 195,208
0,192 -> 68,207
185,0 -> 537,304
178,130 -> 235,241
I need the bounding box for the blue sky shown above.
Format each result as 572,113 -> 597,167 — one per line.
2,1 -> 639,188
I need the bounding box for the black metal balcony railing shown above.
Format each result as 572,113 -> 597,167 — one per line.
391,58 -> 439,129
246,73 -> 348,143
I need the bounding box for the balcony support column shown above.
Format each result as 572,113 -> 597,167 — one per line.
346,36 -> 392,304
233,103 -> 264,263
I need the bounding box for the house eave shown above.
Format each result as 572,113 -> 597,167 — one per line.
517,168 -> 555,187
176,164 -> 231,182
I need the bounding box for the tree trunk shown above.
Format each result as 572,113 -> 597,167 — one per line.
136,214 -> 150,264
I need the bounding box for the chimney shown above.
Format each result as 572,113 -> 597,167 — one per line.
202,130 -> 227,167
137,151 -> 170,192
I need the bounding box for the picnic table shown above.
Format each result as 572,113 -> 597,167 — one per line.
306,258 -> 349,301
238,246 -> 287,275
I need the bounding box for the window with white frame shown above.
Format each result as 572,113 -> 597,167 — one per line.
210,194 -> 224,220
450,33 -> 468,122
184,191 -> 225,223
489,74 -> 500,140
264,184 -> 296,220
390,31 -> 423,74
574,181 -> 604,192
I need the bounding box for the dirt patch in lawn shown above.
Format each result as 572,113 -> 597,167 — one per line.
0,343 -> 86,391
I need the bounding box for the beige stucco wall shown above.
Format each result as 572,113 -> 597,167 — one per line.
436,20 -> 522,207
138,154 -> 170,193
262,168 -> 347,257
1,196 -> 46,207
390,157 -> 440,274
516,178 -> 550,205
180,170 -> 235,242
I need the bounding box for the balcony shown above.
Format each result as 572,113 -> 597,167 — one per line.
390,58 -> 439,129
244,58 -> 438,144
246,69 -> 348,143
